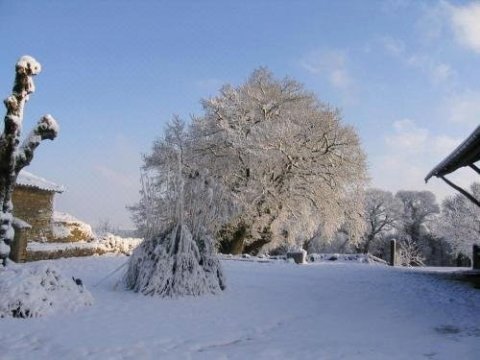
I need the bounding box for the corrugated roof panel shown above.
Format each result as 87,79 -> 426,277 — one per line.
425,125 -> 480,182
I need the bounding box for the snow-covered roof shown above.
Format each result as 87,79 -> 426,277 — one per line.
425,124 -> 480,182
16,170 -> 65,193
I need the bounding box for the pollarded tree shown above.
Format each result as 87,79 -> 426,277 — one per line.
0,56 -> 59,266
0,57 -> 94,319
192,68 -> 368,253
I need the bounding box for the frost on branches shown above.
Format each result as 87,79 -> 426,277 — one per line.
435,183 -> 480,260
131,69 -> 368,255
0,56 -> 59,265
124,119 -> 226,297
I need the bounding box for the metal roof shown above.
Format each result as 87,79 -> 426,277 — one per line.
425,124 -> 480,183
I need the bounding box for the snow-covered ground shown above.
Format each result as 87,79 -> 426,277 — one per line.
1,256 -> 479,360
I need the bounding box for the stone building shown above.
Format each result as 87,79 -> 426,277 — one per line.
13,171 -> 65,240
9,171 -> 96,262
10,171 -> 64,262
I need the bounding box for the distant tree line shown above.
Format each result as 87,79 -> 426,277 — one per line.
333,187 -> 478,267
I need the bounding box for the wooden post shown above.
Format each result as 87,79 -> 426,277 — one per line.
473,244 -> 480,270
390,239 -> 396,266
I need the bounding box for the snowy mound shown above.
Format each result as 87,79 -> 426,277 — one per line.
52,212 -> 94,242
96,234 -> 143,255
123,224 -> 225,297
0,262 -> 93,318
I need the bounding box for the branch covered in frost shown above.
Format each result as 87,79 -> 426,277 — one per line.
1,56 -> 41,157
16,114 -> 59,171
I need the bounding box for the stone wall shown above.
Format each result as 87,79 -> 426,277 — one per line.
12,186 -> 55,242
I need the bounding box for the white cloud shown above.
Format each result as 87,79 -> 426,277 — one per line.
431,63 -> 452,83
386,119 -> 428,151
380,36 -> 454,84
446,90 -> 480,125
300,50 -> 354,93
381,36 -> 405,56
94,164 -> 138,190
449,1 -> 480,54
416,1 -> 450,41
370,119 -> 477,201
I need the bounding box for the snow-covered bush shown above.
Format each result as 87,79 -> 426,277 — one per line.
0,262 -> 93,318
397,237 -> 425,267
52,212 -> 94,242
123,224 -> 225,297
96,234 -> 142,255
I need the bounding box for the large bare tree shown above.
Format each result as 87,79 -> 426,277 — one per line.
191,68 -> 368,253
0,56 -> 59,265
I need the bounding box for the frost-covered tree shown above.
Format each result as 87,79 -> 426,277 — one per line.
124,118 -> 226,297
130,117 -> 236,239
394,190 -> 440,265
191,68 -> 368,254
0,56 -> 59,266
435,183 -> 480,261
395,191 -> 440,242
360,189 -> 402,254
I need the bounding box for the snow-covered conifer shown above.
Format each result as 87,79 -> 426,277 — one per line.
124,119 -> 226,297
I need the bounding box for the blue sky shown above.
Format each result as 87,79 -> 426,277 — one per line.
1,0 -> 480,228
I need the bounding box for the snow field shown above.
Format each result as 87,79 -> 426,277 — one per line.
1,256 -> 479,359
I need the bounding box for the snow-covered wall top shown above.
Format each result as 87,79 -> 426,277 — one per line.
16,170 -> 65,193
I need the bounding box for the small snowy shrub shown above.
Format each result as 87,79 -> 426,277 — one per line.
97,234 -> 142,255
0,263 -> 93,318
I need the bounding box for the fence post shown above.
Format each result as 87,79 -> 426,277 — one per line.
390,239 -> 396,266
473,244 -> 480,270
